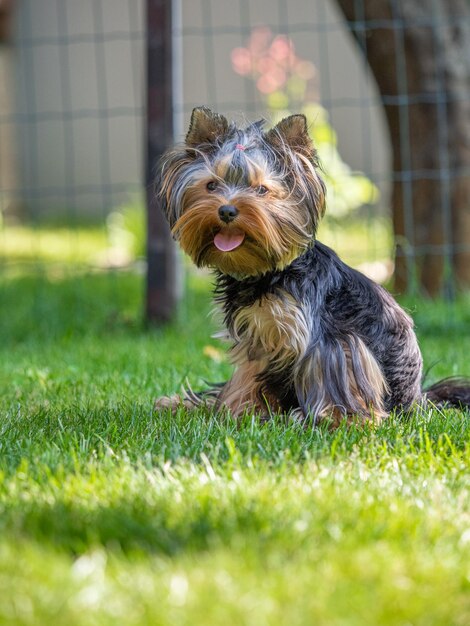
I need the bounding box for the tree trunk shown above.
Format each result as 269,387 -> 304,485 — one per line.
335,0 -> 470,296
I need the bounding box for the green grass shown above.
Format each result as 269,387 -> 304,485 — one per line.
0,267 -> 469,625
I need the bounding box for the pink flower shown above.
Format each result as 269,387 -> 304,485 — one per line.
231,47 -> 252,76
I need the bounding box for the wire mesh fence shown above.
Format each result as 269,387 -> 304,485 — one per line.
0,0 -> 469,324
0,1 -> 145,275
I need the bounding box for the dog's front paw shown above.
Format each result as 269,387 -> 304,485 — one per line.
154,393 -> 193,413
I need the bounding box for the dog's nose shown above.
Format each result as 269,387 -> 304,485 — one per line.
218,204 -> 238,223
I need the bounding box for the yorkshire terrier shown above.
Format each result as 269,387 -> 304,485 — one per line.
155,106 -> 470,426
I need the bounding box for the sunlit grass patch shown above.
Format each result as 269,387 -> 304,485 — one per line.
1,224 -> 109,266
318,215 -> 392,264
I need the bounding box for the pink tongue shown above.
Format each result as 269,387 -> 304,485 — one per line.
214,229 -> 245,252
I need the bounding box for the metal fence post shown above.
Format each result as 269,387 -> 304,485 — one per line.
145,0 -> 180,324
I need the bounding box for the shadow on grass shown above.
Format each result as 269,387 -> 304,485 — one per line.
0,493 -> 278,557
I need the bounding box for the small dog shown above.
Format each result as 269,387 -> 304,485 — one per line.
155,106 -> 470,425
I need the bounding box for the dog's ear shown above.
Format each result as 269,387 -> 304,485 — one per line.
265,114 -> 313,152
186,107 -> 229,146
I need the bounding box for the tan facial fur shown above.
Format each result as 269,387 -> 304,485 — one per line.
158,109 -> 326,279
170,170 -> 313,277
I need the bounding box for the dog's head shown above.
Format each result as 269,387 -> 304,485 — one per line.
158,107 -> 326,278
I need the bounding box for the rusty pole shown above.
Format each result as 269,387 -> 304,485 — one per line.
145,0 -> 180,323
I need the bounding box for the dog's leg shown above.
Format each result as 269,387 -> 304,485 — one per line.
154,361 -> 277,419
216,360 -> 281,419
295,335 -> 389,425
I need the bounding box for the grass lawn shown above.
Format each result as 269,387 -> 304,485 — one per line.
0,262 -> 469,625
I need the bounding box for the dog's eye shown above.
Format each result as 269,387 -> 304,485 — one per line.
255,185 -> 269,195
207,181 -> 218,192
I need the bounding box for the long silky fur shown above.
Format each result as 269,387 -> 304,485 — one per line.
215,242 -> 424,422
155,108 -> 470,424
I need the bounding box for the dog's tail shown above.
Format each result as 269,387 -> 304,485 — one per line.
424,377 -> 470,410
